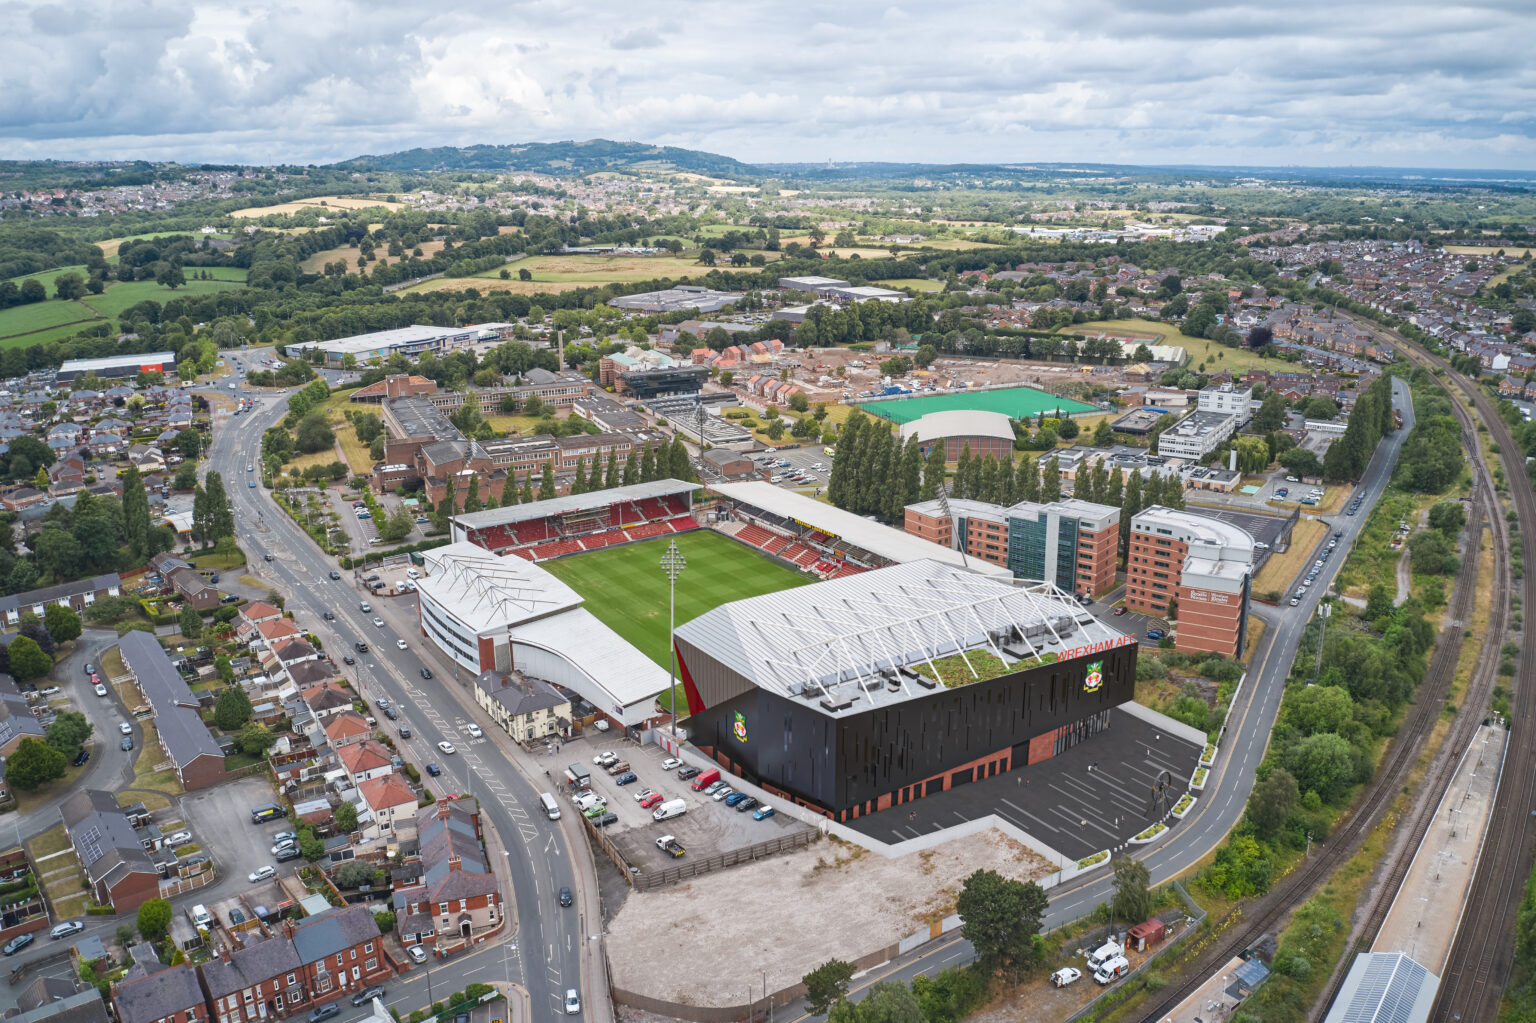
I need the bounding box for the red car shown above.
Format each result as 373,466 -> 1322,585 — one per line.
1112,607 -> 1128,616
640,792 -> 664,809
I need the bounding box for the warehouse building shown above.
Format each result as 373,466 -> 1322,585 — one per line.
1126,506 -> 1254,658
282,325 -> 485,367
673,561 -> 1137,820
56,352 -> 176,381
608,286 -> 743,314
904,497 -> 1120,595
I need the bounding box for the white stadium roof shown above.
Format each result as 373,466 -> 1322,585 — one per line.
708,481 -> 1010,577
419,542 -> 582,631
509,608 -> 673,716
453,479 -> 699,531
898,409 -> 1016,446
675,560 -> 1125,714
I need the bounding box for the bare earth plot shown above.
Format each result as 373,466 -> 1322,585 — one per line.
605,829 -> 1050,1005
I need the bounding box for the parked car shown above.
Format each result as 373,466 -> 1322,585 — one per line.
49,921 -> 84,940
119,722 -> 133,735
248,866 -> 276,882
614,771 -> 638,785
712,785 -> 734,801
72,750 -> 90,767
351,987 -> 386,1007
275,846 -> 302,863
677,766 -> 701,780
438,741 -> 457,755
559,886 -> 573,907
661,757 -> 682,771
407,945 -> 428,963
1146,629 -> 1165,640
597,812 -> 619,827
734,796 -> 759,813
121,736 -> 133,751
272,831 -> 296,844
703,781 -> 724,796
307,1005 -> 340,1023
633,787 -> 656,802
94,683 -> 108,697
166,830 -> 193,845
426,763 -> 441,777
271,841 -> 295,856
752,805 -> 775,821
3,933 -> 34,956
640,792 -> 664,809
1051,967 -> 1082,987
594,751 -> 618,767
724,792 -> 749,807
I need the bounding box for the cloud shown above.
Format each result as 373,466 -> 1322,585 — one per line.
0,0 -> 1532,169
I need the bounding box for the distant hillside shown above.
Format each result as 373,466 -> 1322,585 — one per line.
330,139 -> 759,179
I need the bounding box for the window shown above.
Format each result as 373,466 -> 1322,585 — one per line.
286,974 -> 296,986
439,902 -> 449,915
350,949 -> 357,961
243,992 -> 253,1004
366,958 -> 377,971
336,954 -> 344,967
274,997 -> 284,1012
364,942 -> 374,954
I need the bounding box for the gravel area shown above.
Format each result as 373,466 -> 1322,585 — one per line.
606,828 -> 1050,1004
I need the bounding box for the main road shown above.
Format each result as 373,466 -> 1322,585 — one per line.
771,376 -> 1415,1016
205,380 -> 608,1023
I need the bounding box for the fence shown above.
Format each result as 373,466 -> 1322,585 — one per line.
630,832 -> 815,892
1063,881 -> 1208,1022
160,868 -> 217,900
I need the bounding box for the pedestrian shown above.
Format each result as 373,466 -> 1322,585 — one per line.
909,810 -> 916,822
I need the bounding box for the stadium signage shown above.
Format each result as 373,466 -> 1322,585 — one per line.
1058,635 -> 1137,662
733,711 -> 748,743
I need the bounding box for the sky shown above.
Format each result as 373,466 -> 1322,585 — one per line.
4,0 -> 1535,170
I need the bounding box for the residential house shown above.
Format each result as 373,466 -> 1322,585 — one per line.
338,741 -> 394,787
118,631 -> 225,790
323,711 -> 372,750
357,774 -> 417,840
60,789 -> 159,913
394,801 -> 502,951
127,446 -> 166,474
472,671 -> 568,743
288,906 -> 390,1005
0,672 -> 46,756
301,683 -> 354,723
285,660 -> 337,690
47,454 -> 87,495
6,986 -> 105,1023
113,962 -> 209,1023
0,575 -> 120,629
198,934 -> 304,1023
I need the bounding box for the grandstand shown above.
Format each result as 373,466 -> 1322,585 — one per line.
708,480 -> 1011,582
452,480 -> 703,562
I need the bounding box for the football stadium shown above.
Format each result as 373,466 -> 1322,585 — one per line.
860,385 -> 1099,425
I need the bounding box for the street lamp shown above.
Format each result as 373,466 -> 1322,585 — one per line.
660,540 -> 687,738
1312,602 -> 1333,682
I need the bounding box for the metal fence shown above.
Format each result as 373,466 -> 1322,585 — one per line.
630,832 -> 815,892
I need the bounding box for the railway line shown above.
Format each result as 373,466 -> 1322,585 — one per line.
1139,362 -> 1502,1022
1354,320 -> 1536,1023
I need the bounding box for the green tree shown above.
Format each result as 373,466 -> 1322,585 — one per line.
1041,456 -> 1062,502
54,272 -> 87,300
295,411 -> 336,453
179,604 -> 203,640
802,959 -> 856,1015
44,603 -> 82,643
6,737 -> 65,790
6,635 -> 51,680
1286,732 -> 1357,803
1303,396 -> 1339,420
921,442 -> 946,500
214,685 -> 253,730
1111,855 -> 1152,925
1280,448 -> 1322,477
955,869 -> 1048,975
855,981 -> 924,1023
538,460 -> 557,500
137,898 -> 173,940
1253,391 -> 1288,433
204,472 -> 235,540
1092,418 -> 1115,446
335,802 -> 359,833
373,910 -> 396,934
1427,500 -> 1467,536
44,710 -> 92,754
603,450 -> 620,490
237,721 -> 273,755
462,474 -> 481,513
1247,767 -> 1299,841
121,466 -> 151,559
378,505 -> 414,544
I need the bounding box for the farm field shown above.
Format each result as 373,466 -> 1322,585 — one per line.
301,237 -> 454,273
861,385 -> 1098,425
0,274 -> 247,348
0,297 -> 99,340
232,195 -> 407,217
875,278 -> 944,292
543,530 -> 808,672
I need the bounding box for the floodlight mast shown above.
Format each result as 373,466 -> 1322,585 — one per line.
660,540 -> 688,738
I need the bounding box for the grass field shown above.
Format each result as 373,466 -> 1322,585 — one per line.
543,530 -> 809,675
862,386 -> 1098,425
0,274 -> 248,348
875,278 -> 944,292
1063,318 -> 1284,376
399,253 -> 715,297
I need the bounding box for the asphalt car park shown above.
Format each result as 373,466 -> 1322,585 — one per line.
1087,605 -> 1166,645
571,740 -> 810,873
753,447 -> 831,492
180,775 -> 282,886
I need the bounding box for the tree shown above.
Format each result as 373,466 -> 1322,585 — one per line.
1303,396 -> 1339,420
6,736 -> 65,791
538,460 -> 557,500
44,711 -> 92,754
295,411 -> 336,454
1111,855 -> 1152,925
121,466 -> 151,560
1409,530 -> 1459,575
177,604 -> 202,640
855,981 -> 924,1023
54,272 -> 87,301
1041,456 -> 1061,502
1092,418 -> 1115,446
1252,391 -> 1287,433
214,685 -> 253,730
1246,325 -> 1274,350
1234,435 -> 1271,474
237,721 -> 273,755
1286,732 -> 1357,803
955,869 -> 1048,975
44,603 -> 81,643
802,959 -> 856,1016
335,802 -> 359,833
462,474 -> 481,513
374,909 -> 396,934
921,442 -> 946,500
137,898 -> 173,940
203,472 -> 234,540
1428,500 -> 1466,536
1280,448 -> 1322,478
6,635 -> 51,681
378,505 -> 414,544
1247,768 -> 1300,841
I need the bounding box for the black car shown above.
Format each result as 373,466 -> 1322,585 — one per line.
597,812 -> 619,827
559,886 -> 573,907
3,933 -> 34,956
275,846 -> 302,862
72,750 -> 90,767
343,655 -> 356,665
734,796 -> 759,813
263,554 -> 274,562
420,668 -> 433,680
323,611 -> 336,621
121,737 -> 133,751
677,766 -> 701,781
383,707 -> 399,721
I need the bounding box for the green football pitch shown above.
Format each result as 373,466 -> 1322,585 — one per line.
542,530 -> 809,675
862,386 -> 1099,425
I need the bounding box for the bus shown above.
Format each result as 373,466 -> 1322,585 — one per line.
538,792 -> 561,820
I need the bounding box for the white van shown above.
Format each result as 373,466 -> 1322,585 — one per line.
1086,939 -> 1124,972
1093,955 -> 1129,985
652,798 -> 688,821
190,904 -> 212,928
575,791 -> 604,813
539,792 -> 561,821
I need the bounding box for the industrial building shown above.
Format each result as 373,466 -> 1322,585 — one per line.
904,497 -> 1120,595
608,286 -> 744,314
415,542 -> 670,726
897,409 -> 1017,462
282,325 -> 492,367
673,561 -> 1137,820
1126,506 -> 1254,657
55,352 -> 176,381
777,275 -> 851,294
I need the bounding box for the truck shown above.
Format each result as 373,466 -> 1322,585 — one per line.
690,767 -> 721,791
652,798 -> 687,822
655,835 -> 686,858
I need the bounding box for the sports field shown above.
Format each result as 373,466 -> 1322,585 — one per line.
862,386 -> 1098,425
543,530 -> 808,674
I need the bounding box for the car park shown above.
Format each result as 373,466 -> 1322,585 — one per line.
271,840 -> 295,855
661,757 -> 682,771
251,803 -> 286,823
597,812 -> 619,827
425,763 -> 441,776
633,787 -> 656,802
50,921 -> 84,940
351,987 -> 386,1007
752,805 -> 775,820
272,831 -> 296,843
594,752 -> 618,767
703,780 -> 724,796
1112,606 -> 1128,615
640,792 -> 664,809
248,866 -> 276,882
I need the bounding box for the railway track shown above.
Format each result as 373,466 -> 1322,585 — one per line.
1137,376 -> 1498,1022
1366,323 -> 1536,1023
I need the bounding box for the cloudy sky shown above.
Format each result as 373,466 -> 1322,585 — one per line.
4,0 -> 1534,170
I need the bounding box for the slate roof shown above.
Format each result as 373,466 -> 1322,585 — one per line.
113,963 -> 205,1023
199,934 -> 302,999
0,673 -> 46,748
287,660 -> 336,688
0,573 -> 119,618
290,905 -> 382,964
118,630 -> 224,770
60,789 -> 155,888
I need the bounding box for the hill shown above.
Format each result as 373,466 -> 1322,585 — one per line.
329,139 -> 759,179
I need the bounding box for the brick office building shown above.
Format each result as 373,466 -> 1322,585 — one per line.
1125,505 -> 1253,658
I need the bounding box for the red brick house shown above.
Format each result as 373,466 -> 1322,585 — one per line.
199,934 -> 304,1023
323,711 -> 372,749
114,962 -> 209,1023
289,906 -> 391,1005
395,801 -> 503,951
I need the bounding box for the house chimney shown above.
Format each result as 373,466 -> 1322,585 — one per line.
447,854 -> 461,872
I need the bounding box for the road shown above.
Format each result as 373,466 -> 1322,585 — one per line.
771,376 -> 1415,1017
